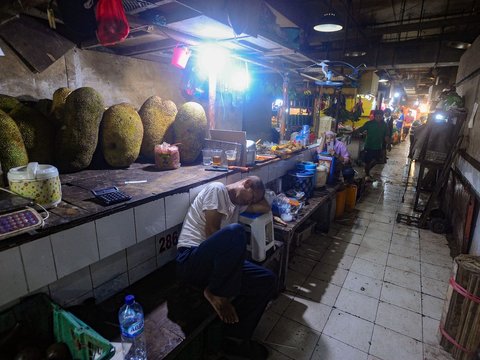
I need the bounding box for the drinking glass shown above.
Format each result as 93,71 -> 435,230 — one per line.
225,150 -> 237,166
202,149 -> 213,166
211,149 -> 223,166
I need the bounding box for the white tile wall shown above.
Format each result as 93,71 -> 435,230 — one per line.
20,236 -> 57,292
0,247 -> 28,306
94,273 -> 129,303
49,267 -> 93,306
96,209 -> 136,259
134,198 -> 166,241
128,257 -> 157,284
127,236 -> 156,269
90,250 -> 127,288
50,222 -> 99,279
164,192 -> 189,229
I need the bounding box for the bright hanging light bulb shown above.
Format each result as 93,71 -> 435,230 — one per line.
228,62 -> 250,91
197,44 -> 229,77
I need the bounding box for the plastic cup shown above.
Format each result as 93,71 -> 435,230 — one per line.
225,150 -> 237,166
202,149 -> 213,166
211,149 -> 223,166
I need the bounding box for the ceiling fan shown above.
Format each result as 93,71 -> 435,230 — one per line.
299,60 -> 366,87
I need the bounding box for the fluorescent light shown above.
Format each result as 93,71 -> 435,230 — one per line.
378,78 -> 389,83
344,50 -> 366,57
394,92 -> 400,98
313,13 -> 343,32
446,41 -> 471,50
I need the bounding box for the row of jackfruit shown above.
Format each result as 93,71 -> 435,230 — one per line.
0,87 -> 208,175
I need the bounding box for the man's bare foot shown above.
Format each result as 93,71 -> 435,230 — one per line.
203,288 -> 239,324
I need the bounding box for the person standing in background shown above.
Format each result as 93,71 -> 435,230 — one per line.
402,110 -> 414,141
381,108 -> 394,163
354,110 -> 390,181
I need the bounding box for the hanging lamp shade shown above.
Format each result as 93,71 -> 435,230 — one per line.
313,13 -> 343,32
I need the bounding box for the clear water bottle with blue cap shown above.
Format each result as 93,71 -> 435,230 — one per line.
119,294 -> 147,360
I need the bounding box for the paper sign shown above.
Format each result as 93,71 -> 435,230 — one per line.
468,102 -> 478,129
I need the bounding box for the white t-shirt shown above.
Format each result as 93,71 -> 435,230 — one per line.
177,182 -> 247,248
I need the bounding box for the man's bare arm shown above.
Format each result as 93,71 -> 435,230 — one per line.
245,198 -> 271,214
204,209 -> 223,238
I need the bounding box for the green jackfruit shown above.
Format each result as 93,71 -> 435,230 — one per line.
9,104 -> 55,164
50,87 -> 72,127
101,103 -> 144,167
35,99 -> 53,119
0,109 -> 28,175
138,96 -> 177,160
55,87 -> 104,173
0,94 -> 20,112
173,102 -> 207,164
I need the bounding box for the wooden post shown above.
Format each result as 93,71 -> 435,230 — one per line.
279,72 -> 289,142
208,70 -> 216,130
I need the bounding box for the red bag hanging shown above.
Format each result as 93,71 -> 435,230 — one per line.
96,0 -> 130,46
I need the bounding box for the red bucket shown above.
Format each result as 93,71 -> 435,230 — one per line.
171,45 -> 191,69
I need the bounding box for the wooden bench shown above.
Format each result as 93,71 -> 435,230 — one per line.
68,242 -> 286,360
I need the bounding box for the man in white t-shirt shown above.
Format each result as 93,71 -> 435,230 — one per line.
176,176 -> 275,359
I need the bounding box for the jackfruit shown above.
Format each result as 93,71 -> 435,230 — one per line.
173,102 -> 207,164
55,87 -> 104,173
50,87 -> 72,127
9,104 -> 55,164
138,96 -> 177,160
101,103 -> 143,167
0,109 -> 28,175
35,99 -> 53,119
0,94 -> 20,112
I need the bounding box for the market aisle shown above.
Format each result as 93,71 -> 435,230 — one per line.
253,141 -> 456,360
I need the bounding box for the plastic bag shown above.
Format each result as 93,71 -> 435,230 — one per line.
154,143 -> 181,170
96,0 -> 129,46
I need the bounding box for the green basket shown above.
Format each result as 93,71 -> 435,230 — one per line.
0,294 -> 115,360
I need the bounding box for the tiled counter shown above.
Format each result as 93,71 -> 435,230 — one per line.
0,148 -> 317,309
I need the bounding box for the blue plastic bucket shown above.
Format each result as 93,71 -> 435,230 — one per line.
288,170 -> 314,198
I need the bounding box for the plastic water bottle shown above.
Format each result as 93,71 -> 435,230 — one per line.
119,295 -> 147,360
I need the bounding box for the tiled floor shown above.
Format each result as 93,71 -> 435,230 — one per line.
254,141 -> 456,360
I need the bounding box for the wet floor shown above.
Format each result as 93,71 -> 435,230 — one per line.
254,140 -> 455,360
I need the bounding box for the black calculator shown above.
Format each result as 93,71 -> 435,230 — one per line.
91,187 -> 131,206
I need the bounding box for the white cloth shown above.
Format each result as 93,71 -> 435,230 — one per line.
177,182 -> 246,248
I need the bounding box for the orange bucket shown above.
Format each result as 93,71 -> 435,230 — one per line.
345,184 -> 358,212
335,189 -> 346,219
171,45 -> 191,69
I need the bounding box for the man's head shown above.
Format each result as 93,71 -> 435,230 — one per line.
374,109 -> 384,122
384,108 -> 392,117
227,176 -> 265,206
325,131 -> 336,143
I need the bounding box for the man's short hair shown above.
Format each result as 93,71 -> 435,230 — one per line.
374,110 -> 384,117
245,176 -> 265,202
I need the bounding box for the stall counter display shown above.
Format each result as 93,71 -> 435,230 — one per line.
317,152 -> 336,185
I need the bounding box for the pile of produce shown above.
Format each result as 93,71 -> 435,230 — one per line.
0,89 -> 208,174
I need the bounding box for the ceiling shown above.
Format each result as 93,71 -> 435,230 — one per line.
2,0 -> 480,99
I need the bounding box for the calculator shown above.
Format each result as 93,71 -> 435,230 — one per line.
0,207 -> 44,240
91,187 -> 131,206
